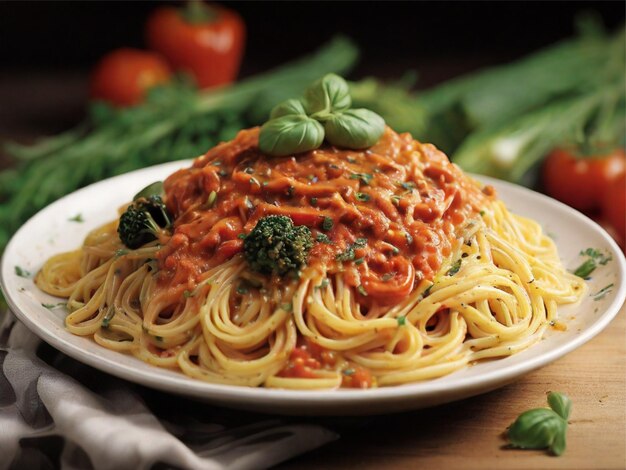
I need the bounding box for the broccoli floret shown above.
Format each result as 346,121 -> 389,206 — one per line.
243,215 -> 313,276
118,195 -> 172,249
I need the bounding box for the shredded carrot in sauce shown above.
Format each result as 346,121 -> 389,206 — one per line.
158,127 -> 494,305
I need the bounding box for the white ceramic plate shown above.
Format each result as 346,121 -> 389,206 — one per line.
1,161 -> 625,415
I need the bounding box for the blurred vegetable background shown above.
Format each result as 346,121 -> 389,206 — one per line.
0,1 -> 624,259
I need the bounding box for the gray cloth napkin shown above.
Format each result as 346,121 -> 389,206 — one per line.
0,309 -> 337,470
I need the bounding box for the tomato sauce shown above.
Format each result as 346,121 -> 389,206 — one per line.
159,127 -> 493,300
158,127 -> 493,302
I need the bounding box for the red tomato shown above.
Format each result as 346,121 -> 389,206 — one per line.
602,174 -> 626,243
146,2 -> 245,89
542,148 -> 626,212
90,48 -> 171,107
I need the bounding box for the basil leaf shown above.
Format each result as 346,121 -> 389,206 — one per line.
324,108 -> 385,149
270,99 -> 307,119
303,73 -> 352,115
259,115 -> 325,157
133,181 -> 164,200
547,392 -> 572,420
550,427 -> 567,456
508,408 -> 565,451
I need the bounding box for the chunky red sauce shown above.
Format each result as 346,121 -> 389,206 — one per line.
158,127 -> 493,303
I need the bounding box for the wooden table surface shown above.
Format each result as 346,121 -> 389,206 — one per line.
1,71 -> 625,470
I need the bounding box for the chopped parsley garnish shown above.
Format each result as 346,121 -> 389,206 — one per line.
422,283 -> 434,298
183,290 -> 194,298
343,368 -> 355,376
381,272 -> 394,282
207,190 -> 218,208
316,233 -> 332,244
236,285 -> 249,295
114,249 -> 129,258
350,173 -> 373,185
14,266 -> 30,278
322,216 -> 334,231
280,303 -> 293,312
447,259 -> 462,276
41,302 -> 66,310
310,197 -> 318,206
390,245 -> 400,255
573,248 -> 612,279
355,192 -> 370,202
336,238 -> 367,262
396,181 -> 415,191
355,257 -> 365,265
101,306 -> 116,329
286,186 -> 295,198
237,233 -> 247,240
591,283 -> 614,301
316,279 -> 330,290
357,285 -> 368,296
397,315 -> 406,326
68,213 -> 84,222
479,210 -> 485,216
391,195 -> 402,206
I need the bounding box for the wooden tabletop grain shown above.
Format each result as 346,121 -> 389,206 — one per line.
1,71 -> 625,470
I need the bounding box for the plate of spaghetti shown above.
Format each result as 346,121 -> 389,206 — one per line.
2,118 -> 625,414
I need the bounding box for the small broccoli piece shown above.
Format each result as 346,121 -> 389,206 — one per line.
243,215 -> 313,276
118,195 -> 172,249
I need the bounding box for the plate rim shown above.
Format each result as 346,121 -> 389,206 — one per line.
1,161 -> 625,410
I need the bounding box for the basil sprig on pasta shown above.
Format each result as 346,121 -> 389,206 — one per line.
259,74 -> 385,156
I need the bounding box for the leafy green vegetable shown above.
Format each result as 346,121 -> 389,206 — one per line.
259,73 -> 385,156
243,215 -> 313,276
507,392 -> 570,456
324,108 -> 385,149
258,114 -> 325,156
270,99 -> 307,119
573,247 -> 612,278
68,213 -> 84,223
591,283 -> 614,301
14,266 -> 30,278
304,73 -> 352,115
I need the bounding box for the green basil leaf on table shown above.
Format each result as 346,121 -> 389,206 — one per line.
303,73 -> 352,115
507,408 -> 568,456
270,99 -> 307,119
259,115 -> 325,157
547,391 -> 572,420
324,108 -> 385,149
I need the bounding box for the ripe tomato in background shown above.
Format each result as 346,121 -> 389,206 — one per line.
602,175 -> 626,243
542,147 -> 626,212
90,48 -> 172,106
145,1 -> 245,89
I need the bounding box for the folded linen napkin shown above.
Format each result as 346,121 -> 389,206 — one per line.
0,309 -> 337,470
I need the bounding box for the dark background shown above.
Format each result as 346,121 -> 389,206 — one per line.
2,1 -> 625,73
0,1 -> 624,138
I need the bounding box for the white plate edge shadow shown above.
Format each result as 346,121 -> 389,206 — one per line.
1,161 -> 625,415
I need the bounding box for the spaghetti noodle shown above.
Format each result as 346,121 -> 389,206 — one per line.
36,127 -> 585,389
